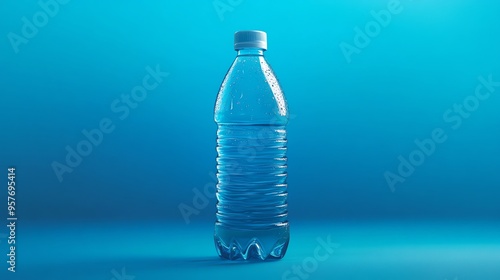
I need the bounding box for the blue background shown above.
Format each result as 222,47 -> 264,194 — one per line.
0,0 -> 499,279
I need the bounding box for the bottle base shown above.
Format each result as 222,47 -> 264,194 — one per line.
214,223 -> 289,261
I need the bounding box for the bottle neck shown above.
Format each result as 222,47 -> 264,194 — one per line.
236,48 -> 265,56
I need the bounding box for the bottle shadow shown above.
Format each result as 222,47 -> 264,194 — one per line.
137,255 -> 282,270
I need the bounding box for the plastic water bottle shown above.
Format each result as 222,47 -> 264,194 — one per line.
213,30 -> 289,261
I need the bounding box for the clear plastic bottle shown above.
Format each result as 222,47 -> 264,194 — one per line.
214,30 -> 289,261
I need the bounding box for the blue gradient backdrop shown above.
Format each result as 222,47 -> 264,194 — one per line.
1,1 -> 499,279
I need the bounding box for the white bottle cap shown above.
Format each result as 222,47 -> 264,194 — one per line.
234,30 -> 267,51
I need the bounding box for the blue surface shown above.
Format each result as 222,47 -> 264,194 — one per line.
12,222 -> 500,279
0,0 -> 499,279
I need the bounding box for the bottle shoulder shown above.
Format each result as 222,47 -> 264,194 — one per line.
214,56 -> 288,124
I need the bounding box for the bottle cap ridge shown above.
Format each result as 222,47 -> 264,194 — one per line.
234,30 -> 267,50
